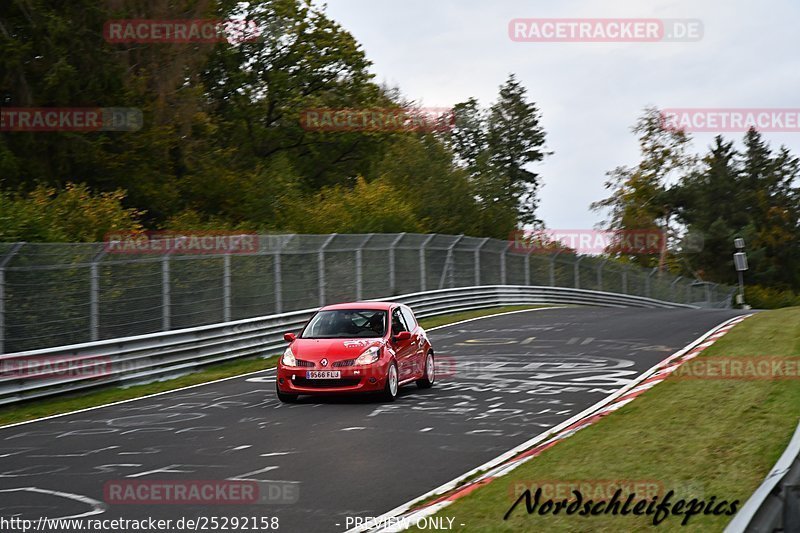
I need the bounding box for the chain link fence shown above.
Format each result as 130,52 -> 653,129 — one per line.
0,233 -> 735,354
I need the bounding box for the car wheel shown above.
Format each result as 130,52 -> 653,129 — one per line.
380,362 -> 399,402
276,381 -> 298,403
416,352 -> 435,389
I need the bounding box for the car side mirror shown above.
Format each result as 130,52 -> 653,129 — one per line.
394,331 -> 411,342
284,332 -> 297,342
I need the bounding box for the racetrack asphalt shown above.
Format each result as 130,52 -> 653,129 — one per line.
0,306 -> 747,533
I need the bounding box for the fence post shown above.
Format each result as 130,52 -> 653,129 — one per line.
0,243 -> 25,354
646,267 -> 657,298
475,237 -> 489,286
597,259 -> 608,291
355,234 -> 374,301
389,233 -> 405,295
670,276 -> 683,302
500,242 -> 511,285
223,254 -> 231,322
420,234 -> 435,292
550,250 -> 562,287
574,256 -> 583,289
318,234 -> 337,307
439,235 -> 463,290
90,248 -> 107,341
622,265 -> 628,294
524,248 -> 534,286
161,254 -> 171,331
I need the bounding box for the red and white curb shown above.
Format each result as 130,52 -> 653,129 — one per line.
348,313 -> 753,532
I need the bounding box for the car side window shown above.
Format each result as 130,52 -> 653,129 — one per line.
401,307 -> 417,330
392,308 -> 409,334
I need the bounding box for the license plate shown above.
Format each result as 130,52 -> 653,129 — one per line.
306,370 -> 341,379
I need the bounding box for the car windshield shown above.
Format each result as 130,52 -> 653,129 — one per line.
301,309 -> 387,339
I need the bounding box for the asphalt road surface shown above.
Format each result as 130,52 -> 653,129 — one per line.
0,307 -> 746,533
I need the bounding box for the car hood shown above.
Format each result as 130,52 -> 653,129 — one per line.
290,338 -> 385,361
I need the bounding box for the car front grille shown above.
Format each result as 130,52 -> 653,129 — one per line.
295,359 -> 315,367
293,377 -> 360,388
332,359 -> 356,367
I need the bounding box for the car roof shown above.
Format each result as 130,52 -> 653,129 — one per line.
320,301 -> 398,311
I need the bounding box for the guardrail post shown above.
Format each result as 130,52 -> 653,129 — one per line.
318,234 -> 337,307
475,237 -> 489,286
161,253 -> 172,331
389,233 -> 404,295
223,254 -> 231,322
0,243 -> 24,354
420,234 -> 435,292
90,248 -> 107,340
574,256 -> 583,289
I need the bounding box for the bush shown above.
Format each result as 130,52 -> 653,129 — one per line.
0,183 -> 144,242
744,285 -> 800,309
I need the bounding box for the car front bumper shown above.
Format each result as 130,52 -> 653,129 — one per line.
276,359 -> 391,395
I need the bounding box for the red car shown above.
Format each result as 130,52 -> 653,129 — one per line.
275,302 -> 435,402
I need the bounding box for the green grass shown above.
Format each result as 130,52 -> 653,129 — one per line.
410,307 -> 800,532
0,305 -> 548,428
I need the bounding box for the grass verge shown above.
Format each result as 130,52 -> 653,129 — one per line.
410,307 -> 800,532
0,304 -> 549,428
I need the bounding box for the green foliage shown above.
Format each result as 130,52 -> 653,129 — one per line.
0,183 -> 144,242
745,285 -> 800,309
0,2 -> 545,240
287,176 -> 422,233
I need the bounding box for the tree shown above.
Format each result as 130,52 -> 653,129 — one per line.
448,75 -> 550,237
592,107 -> 696,267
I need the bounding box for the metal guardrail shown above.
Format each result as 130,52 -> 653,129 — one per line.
0,285 -> 695,407
725,420 -> 800,533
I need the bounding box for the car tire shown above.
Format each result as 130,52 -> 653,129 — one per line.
416,351 -> 435,389
380,362 -> 399,402
276,381 -> 298,403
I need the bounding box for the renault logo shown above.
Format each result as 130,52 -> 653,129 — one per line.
320,358 -> 328,367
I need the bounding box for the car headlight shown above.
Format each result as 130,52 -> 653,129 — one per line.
354,346 -> 381,365
282,346 -> 297,367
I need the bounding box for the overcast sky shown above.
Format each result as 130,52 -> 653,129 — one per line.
315,0 -> 800,229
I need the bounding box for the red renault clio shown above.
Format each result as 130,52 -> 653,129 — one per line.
275,302 -> 435,402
